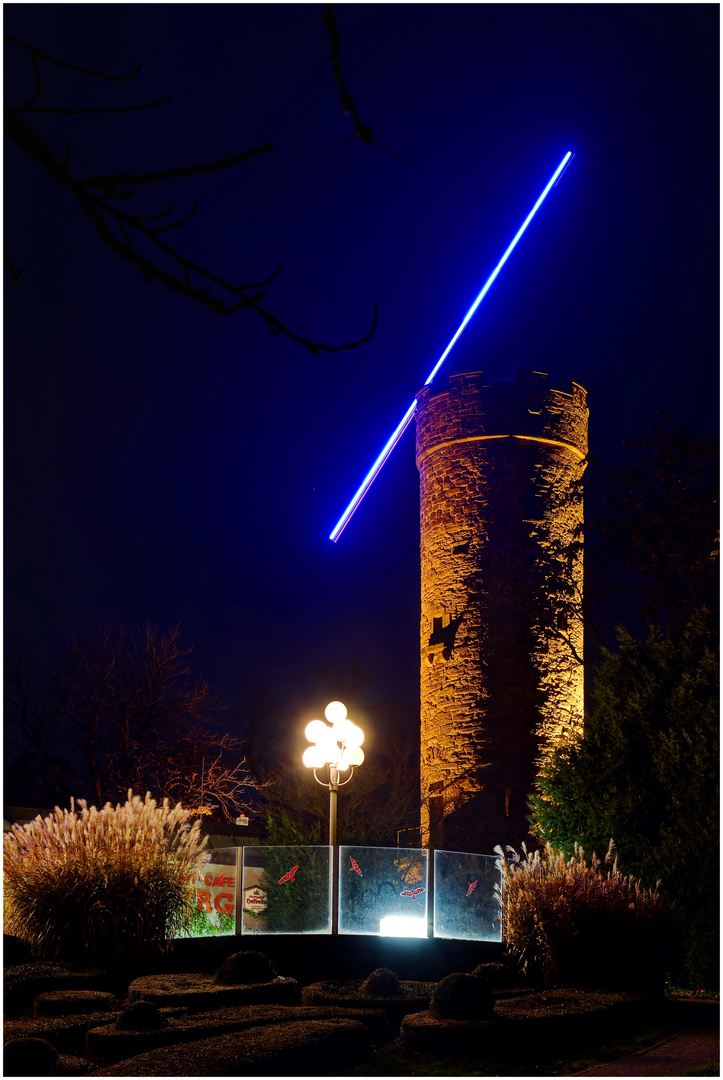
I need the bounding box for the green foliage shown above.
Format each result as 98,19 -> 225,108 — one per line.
182,902 -> 235,938
252,843 -> 332,934
587,414 -> 718,634
495,842 -> 677,990
530,609 -> 719,989
3,791 -> 208,965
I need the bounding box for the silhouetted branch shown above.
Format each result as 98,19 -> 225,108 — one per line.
5,33 -> 144,80
135,201 -> 177,222
153,200 -> 199,233
322,4 -> 407,161
4,42 -> 379,356
16,52 -> 42,109
18,96 -> 171,115
4,247 -> 24,282
79,146 -> 273,194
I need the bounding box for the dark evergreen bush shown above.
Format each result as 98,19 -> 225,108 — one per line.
4,1037 -> 59,1077
430,973 -> 494,1021
215,950 -> 277,985
361,968 -> 402,996
471,961 -> 521,989
114,1001 -> 168,1030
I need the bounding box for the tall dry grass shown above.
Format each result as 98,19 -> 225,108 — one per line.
494,841 -> 677,990
4,791 -> 209,965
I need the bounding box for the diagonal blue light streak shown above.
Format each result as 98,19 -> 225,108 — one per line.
329,150 -> 573,542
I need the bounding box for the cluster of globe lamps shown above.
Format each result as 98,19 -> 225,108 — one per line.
302,701 -> 364,847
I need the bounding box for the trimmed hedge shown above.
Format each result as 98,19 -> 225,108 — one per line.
301,978 -> 436,1027
90,1018 -> 371,1076
129,972 -> 298,1010
35,990 -> 117,1016
87,1003 -> 389,1061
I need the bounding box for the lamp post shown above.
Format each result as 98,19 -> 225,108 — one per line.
303,701 -> 364,932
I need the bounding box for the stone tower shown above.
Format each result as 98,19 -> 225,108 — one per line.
416,367 -> 588,853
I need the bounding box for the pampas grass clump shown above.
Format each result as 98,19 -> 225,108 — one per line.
4,791 -> 208,965
495,841 -> 676,989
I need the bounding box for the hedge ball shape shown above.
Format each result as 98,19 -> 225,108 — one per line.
115,1001 -> 168,1031
360,968 -> 402,996
430,973 -> 494,1021
4,1037 -> 60,1077
215,950 -> 277,985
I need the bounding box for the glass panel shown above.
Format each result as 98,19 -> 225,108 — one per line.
433,849 -> 501,941
178,847 -> 237,938
241,846 -> 332,935
339,847 -> 429,936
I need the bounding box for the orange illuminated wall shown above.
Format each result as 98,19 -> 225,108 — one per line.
416,368 -> 588,852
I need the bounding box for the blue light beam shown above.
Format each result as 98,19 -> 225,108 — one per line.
329,150 -> 573,542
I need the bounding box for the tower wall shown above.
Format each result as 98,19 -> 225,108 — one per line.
416,368 -> 588,853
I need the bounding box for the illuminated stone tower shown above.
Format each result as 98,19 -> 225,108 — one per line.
416,367 -> 588,852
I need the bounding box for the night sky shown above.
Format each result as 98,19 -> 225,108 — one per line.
4,5 -> 719,757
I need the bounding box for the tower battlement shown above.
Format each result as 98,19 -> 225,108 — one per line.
416,368 -> 588,467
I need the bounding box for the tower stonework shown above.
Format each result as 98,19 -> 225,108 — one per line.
416,368 -> 588,853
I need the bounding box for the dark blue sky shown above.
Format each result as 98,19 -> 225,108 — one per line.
5,4 -> 719,746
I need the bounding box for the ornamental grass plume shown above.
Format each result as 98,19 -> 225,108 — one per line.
494,841 -> 678,990
3,791 -> 209,966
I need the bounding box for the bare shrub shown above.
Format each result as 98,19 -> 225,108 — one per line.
3,791 -> 208,965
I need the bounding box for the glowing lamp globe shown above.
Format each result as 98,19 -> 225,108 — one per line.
325,700 -> 347,724
339,745 -> 364,768
302,745 -> 326,769
305,719 -> 329,743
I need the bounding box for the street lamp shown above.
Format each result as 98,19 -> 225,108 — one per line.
302,701 -> 364,847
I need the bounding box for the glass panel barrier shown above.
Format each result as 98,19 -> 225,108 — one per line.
433,849 -> 501,941
339,847 -> 429,936
241,846 -> 332,935
178,847 -> 237,938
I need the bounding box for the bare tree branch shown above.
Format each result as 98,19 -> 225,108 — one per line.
5,33 -> 144,81
4,246 -> 24,282
322,4 -> 407,161
4,93 -> 378,354
4,619 -> 262,822
18,96 -> 171,116
78,146 -> 274,194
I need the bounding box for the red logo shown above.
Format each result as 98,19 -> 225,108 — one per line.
278,865 -> 299,884
349,856 -> 363,877
466,879 -> 478,897
400,887 -> 425,900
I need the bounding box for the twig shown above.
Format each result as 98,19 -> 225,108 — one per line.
79,146 -> 274,193
18,96 -> 171,115
4,247 -> 24,282
5,33 -> 144,81
322,4 -> 407,161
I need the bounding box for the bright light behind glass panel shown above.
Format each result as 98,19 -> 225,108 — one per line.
379,916 -> 427,938
328,150 -> 573,542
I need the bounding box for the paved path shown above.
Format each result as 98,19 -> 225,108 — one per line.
570,1025 -> 719,1076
